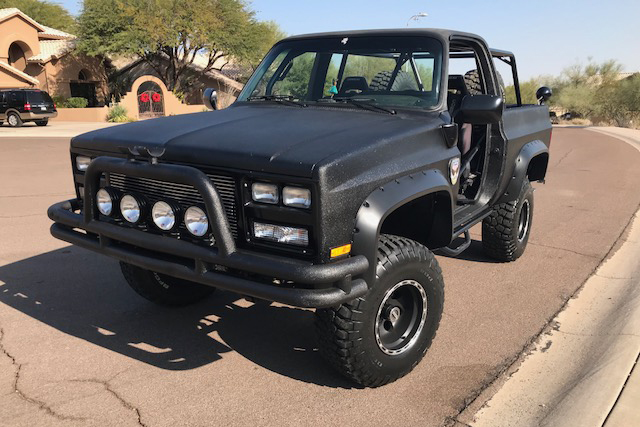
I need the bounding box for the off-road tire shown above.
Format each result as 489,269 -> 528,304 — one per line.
369,70 -> 418,92
464,69 -> 505,98
7,112 -> 22,127
120,262 -> 215,306
315,234 -> 444,387
35,119 -> 48,126
482,180 -> 534,262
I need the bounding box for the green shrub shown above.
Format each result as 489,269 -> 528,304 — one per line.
106,104 -> 135,123
65,97 -> 89,108
51,95 -> 67,107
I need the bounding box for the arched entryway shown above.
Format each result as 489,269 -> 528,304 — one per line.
8,41 -> 28,72
70,69 -> 99,106
137,80 -> 165,118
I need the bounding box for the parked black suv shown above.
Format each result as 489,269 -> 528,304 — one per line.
0,89 -> 57,127
48,29 -> 552,387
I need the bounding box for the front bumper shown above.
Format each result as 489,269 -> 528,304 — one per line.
48,157 -> 369,308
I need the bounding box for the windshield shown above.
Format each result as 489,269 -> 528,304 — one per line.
238,36 -> 443,111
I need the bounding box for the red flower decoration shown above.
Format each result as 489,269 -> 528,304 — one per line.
139,92 -> 150,103
151,92 -> 162,103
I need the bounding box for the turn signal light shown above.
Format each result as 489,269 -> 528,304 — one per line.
330,244 -> 352,258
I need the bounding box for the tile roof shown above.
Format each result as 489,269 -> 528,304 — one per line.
28,39 -> 76,62
0,7 -> 45,31
39,25 -> 75,40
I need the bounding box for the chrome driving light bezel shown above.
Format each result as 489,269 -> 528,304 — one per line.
96,187 -> 118,216
282,186 -> 311,209
75,156 -> 92,171
251,182 -> 279,205
184,206 -> 209,237
151,200 -> 178,231
120,193 -> 145,224
253,222 -> 309,246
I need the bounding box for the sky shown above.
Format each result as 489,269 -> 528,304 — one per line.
57,0 -> 640,80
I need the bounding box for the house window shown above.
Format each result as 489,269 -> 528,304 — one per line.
8,42 -> 27,72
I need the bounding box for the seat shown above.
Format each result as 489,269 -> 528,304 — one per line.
337,77 -> 369,97
447,75 -> 472,156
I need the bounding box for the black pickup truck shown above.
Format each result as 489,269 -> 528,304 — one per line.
48,29 -> 552,387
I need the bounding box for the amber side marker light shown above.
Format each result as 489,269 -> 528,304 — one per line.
330,244 -> 352,259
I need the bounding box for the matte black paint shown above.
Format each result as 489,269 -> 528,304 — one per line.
50,28 -> 552,308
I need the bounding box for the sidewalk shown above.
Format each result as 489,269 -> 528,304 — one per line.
0,121 -> 118,138
465,127 -> 640,427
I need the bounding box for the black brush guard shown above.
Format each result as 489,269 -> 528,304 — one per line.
48,157 -> 369,308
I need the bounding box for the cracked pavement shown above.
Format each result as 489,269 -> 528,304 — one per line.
0,128 -> 639,426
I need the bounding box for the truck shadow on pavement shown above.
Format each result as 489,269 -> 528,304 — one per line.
0,245 -> 358,388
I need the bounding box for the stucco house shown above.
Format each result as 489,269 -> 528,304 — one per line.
0,7 -> 243,117
0,7 -> 109,106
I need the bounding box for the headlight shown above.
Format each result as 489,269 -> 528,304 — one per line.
96,188 -> 114,216
151,201 -> 176,230
252,182 -> 279,204
184,206 -> 209,236
76,156 -> 91,171
283,186 -> 311,208
253,222 -> 309,246
120,194 -> 143,223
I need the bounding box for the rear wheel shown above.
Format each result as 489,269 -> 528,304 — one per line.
120,262 -> 215,306
315,235 -> 444,387
7,112 -> 22,127
35,119 -> 48,126
482,180 -> 534,261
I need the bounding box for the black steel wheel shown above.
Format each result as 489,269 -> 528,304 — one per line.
7,112 -> 22,127
482,180 -> 534,261
315,234 -> 444,387
120,262 -> 215,306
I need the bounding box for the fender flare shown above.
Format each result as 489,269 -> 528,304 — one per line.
352,169 -> 453,285
497,140 -> 549,204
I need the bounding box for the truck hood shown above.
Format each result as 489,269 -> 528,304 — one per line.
72,104 -> 443,178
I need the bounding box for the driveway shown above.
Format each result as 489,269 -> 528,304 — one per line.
0,121 -> 117,138
0,128 -> 639,426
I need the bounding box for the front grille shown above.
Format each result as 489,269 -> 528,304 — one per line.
108,172 -> 239,239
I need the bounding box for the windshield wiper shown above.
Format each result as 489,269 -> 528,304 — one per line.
246,95 -> 307,108
331,97 -> 396,115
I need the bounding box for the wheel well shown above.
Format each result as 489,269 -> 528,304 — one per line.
380,191 -> 452,249
527,153 -> 549,181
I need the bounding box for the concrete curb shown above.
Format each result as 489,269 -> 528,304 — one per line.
464,128 -> 640,427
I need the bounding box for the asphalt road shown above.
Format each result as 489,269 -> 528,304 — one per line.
0,128 -> 639,427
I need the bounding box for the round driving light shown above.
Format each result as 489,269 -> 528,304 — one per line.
96,188 -> 113,216
152,201 -> 176,231
120,194 -> 142,223
184,206 -> 208,237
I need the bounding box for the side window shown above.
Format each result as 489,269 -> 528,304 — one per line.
448,53 -> 486,95
271,52 -> 317,100
492,57 -> 515,104
0,92 -> 4,102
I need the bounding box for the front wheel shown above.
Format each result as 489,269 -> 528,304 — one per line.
315,235 -> 444,387
482,180 -> 534,261
120,262 -> 215,306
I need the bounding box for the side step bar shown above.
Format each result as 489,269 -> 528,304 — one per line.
439,230 -> 471,257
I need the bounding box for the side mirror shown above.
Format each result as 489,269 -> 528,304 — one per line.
536,86 -> 552,105
457,94 -> 503,124
203,88 -> 218,110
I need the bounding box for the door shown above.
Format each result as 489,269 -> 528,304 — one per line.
0,92 -> 6,120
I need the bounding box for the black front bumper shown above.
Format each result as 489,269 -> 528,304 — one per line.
48,157 -> 369,308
